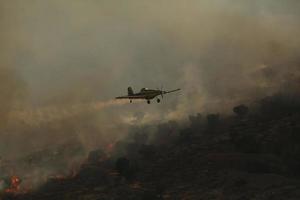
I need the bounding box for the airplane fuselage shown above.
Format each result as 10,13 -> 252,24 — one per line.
134,89 -> 161,100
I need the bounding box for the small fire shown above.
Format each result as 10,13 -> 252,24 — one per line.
129,181 -> 142,190
107,143 -> 115,153
5,176 -> 21,194
49,168 -> 79,182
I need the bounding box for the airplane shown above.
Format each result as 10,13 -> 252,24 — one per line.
115,87 -> 181,104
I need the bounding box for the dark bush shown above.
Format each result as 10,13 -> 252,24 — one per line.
230,132 -> 261,153
260,94 -> 300,117
115,157 -> 138,180
138,145 -> 156,160
87,149 -> 106,164
206,114 -> 220,128
178,128 -> 193,143
116,157 -> 130,175
233,104 -> 249,117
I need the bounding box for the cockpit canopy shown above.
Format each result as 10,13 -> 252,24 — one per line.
140,88 -> 148,92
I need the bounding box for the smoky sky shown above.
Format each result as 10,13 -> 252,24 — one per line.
0,0 -> 300,156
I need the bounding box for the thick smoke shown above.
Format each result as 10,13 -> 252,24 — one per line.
0,67 -> 25,126
0,0 -> 300,190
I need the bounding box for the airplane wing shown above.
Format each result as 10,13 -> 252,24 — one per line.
115,95 -> 147,99
163,88 -> 181,94
115,96 -> 130,99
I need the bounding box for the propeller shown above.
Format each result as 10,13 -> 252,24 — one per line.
156,85 -> 164,99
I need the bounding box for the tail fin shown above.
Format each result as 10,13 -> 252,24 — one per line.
128,87 -> 134,95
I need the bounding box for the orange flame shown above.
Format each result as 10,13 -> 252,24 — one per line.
5,176 -> 21,194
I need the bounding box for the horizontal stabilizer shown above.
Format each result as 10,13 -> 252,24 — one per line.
164,88 -> 181,94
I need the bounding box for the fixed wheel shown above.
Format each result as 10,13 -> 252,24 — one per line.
147,100 -> 151,104
157,98 -> 161,103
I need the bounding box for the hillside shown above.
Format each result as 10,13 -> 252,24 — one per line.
2,94 -> 300,200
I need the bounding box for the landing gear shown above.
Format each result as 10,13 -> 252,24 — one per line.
147,100 -> 151,104
130,100 -> 132,103
157,98 -> 161,103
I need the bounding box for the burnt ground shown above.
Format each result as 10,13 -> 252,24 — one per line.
2,94 -> 300,200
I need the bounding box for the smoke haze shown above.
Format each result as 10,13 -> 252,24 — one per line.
0,0 -> 300,183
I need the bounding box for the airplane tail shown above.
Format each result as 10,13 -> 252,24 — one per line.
128,87 -> 134,95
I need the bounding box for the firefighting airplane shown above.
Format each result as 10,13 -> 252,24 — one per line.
116,87 -> 180,104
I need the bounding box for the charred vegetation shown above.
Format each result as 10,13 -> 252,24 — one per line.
1,93 -> 300,199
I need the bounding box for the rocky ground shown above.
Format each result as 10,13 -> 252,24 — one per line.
1,94 -> 300,200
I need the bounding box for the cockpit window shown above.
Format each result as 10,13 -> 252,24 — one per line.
140,88 -> 148,92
